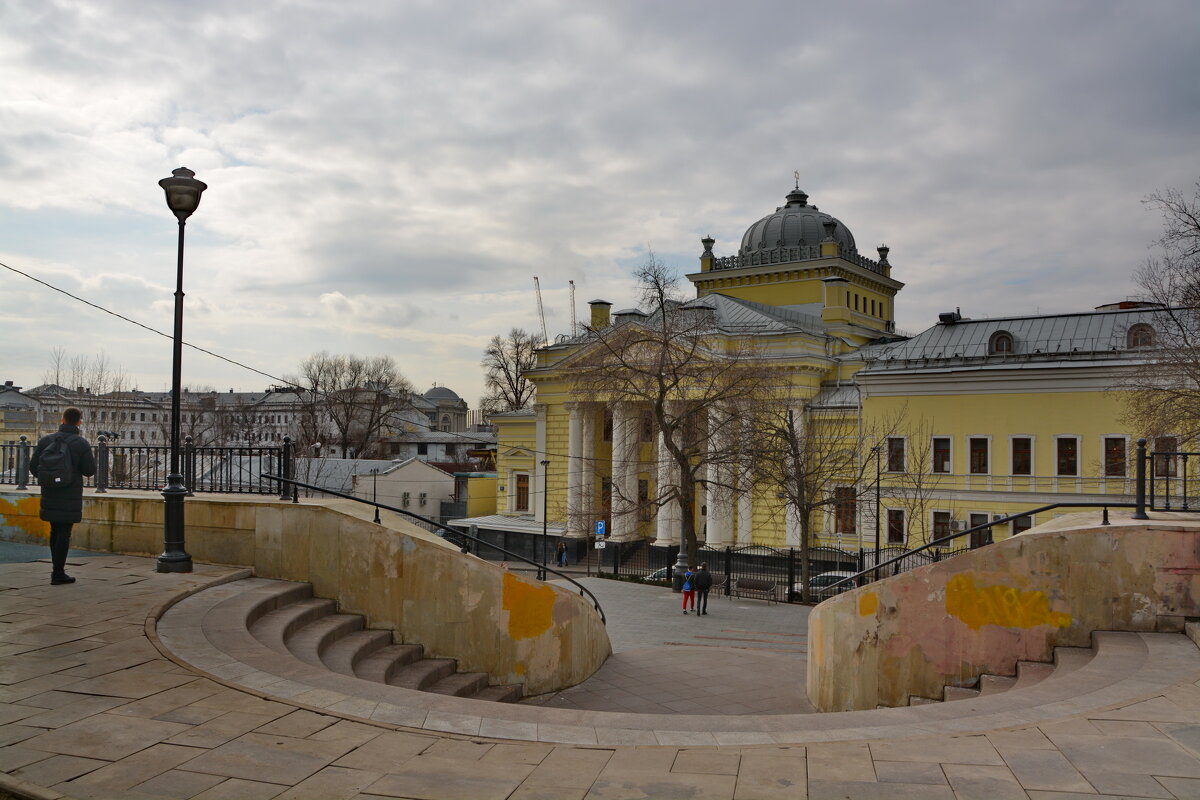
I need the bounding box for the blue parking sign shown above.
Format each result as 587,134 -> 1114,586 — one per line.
595,520 -> 606,537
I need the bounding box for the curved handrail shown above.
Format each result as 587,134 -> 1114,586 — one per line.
829,501 -> 1136,593
262,474 -> 606,624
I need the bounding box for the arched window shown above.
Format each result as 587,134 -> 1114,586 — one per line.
1128,323 -> 1154,349
440,414 -> 451,432
988,331 -> 1014,355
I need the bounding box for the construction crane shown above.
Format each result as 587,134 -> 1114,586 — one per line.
568,280 -> 576,334
533,276 -> 549,344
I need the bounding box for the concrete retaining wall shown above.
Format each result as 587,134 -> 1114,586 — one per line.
0,489 -> 610,695
807,512 -> 1200,711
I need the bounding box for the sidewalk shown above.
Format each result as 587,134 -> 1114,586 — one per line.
1,554 -> 1200,799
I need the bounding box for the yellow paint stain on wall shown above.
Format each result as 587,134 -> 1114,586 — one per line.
502,572 -> 555,640
858,591 -> 879,617
946,573 -> 1071,631
0,496 -> 48,540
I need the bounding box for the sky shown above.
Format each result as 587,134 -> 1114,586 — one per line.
1,0 -> 1197,406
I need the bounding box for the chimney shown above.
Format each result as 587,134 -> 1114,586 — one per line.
589,299 -> 612,329
699,235 -> 715,272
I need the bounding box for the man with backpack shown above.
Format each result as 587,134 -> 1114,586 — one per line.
29,407 -> 95,585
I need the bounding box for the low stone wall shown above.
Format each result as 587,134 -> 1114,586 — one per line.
808,512 -> 1200,711
0,489 -> 610,695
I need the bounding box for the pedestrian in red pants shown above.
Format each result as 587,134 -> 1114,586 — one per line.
681,566 -> 696,614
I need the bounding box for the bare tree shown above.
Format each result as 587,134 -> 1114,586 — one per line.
880,416 -> 944,550
570,255 -> 773,565
297,352 -> 413,459
752,398 -> 901,602
1122,179 -> 1200,441
479,328 -> 539,415
42,347 -> 67,388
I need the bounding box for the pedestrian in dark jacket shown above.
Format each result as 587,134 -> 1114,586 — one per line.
694,562 -> 714,616
29,407 -> 95,585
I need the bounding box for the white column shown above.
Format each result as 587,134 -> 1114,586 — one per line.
705,409 -> 734,547
611,402 -> 637,540
737,415 -> 754,544
534,403 -> 547,522
653,424 -> 681,546
566,403 -> 585,538
580,406 -> 595,536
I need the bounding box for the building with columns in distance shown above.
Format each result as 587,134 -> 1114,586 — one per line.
449,185 -> 1174,563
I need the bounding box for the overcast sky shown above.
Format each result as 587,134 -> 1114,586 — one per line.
2,0 -> 1197,405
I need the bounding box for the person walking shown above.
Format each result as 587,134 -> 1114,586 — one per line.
29,407 -> 95,585
681,565 -> 696,614
694,562 -> 713,616
556,541 -> 569,568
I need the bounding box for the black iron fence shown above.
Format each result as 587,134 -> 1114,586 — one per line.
1149,449 -> 1198,512
0,434 -> 291,496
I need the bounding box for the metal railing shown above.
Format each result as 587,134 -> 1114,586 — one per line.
263,474 -> 606,624
1149,449 -> 1197,512
1,434 -> 291,496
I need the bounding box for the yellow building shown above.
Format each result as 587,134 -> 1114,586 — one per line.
457,185 -> 1165,562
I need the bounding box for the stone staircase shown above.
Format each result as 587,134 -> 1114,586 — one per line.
243,580 -> 523,703
908,633 -> 1149,706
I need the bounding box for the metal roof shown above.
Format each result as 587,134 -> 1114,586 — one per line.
860,307 -> 1163,371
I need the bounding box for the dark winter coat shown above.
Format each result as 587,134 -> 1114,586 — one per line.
694,568 -> 713,591
29,424 -> 96,524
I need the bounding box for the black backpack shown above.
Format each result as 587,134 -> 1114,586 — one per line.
37,434 -> 77,488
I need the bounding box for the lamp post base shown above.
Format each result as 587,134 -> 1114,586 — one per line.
158,478 -> 193,573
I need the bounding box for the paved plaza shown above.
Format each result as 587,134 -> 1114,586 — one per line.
2,549 -> 1200,798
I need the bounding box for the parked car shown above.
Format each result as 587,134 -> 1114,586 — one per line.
646,567 -> 672,581
792,570 -> 859,600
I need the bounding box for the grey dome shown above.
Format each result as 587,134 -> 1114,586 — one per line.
739,188 -> 857,258
424,386 -> 461,401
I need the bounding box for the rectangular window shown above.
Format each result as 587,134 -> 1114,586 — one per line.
602,409 -> 613,442
1104,437 -> 1127,477
638,478 -> 650,521
140,413 -> 146,421
932,511 -> 952,545
886,437 -> 906,472
515,474 -> 530,512
932,437 -> 951,473
1011,437 -> 1032,475
1154,436 -> 1178,477
640,411 -> 653,443
968,437 -> 989,474
887,509 -> 905,544
1056,437 -> 1079,476
833,486 -> 856,534
1012,515 -> 1033,535
968,513 -> 992,549
417,443 -> 428,456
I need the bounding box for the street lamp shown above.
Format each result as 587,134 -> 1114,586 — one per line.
156,167 -> 206,573
872,444 -> 882,582
540,459 -> 550,574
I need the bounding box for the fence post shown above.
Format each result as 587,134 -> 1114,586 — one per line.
183,436 -> 195,496
1133,438 -> 1149,519
787,547 -> 796,602
279,437 -> 292,501
95,436 -> 109,493
613,540 -> 620,577
15,436 -> 29,491
724,546 -> 732,596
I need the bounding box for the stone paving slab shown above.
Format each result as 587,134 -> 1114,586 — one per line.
1,551 -> 1200,799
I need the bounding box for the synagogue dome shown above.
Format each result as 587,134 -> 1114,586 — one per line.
739,187 -> 857,258
423,386 -> 461,401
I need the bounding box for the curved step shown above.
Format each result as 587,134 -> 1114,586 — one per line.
356,644 -> 425,684
323,629 -> 393,677
1014,660 -> 1054,689
429,671 -> 489,697
286,614 -> 363,667
389,657 -> 457,690
476,684 -> 524,703
1051,646 -> 1095,675
978,674 -> 1016,695
944,685 -> 980,701
249,598 -> 337,655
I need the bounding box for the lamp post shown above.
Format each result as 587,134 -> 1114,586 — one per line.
156,167 -> 206,573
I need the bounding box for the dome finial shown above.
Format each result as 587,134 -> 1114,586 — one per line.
793,169 -> 800,190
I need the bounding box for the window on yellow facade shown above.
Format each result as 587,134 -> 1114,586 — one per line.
833,486 -> 856,534
932,437 -> 951,473
1056,437 -> 1079,476
1154,436 -> 1178,477
932,511 -> 952,545
1012,515 -> 1033,535
515,473 -> 530,511
1011,437 -> 1032,475
1104,437 -> 1127,477
602,409 -> 613,442
968,437 -> 989,474
887,509 -> 905,544
640,411 -> 653,443
638,479 -> 651,521
886,437 -> 906,472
